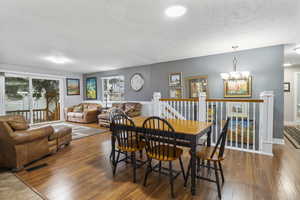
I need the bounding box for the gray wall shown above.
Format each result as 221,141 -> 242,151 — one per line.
84,45 -> 284,139
284,65 -> 300,123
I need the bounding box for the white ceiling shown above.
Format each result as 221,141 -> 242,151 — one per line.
284,44 -> 300,66
0,0 -> 299,73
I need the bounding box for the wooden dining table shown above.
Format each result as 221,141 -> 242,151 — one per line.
110,116 -> 213,195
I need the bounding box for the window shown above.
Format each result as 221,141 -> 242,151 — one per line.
102,76 -> 124,102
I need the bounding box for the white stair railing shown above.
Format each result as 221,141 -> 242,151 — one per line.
152,91 -> 274,156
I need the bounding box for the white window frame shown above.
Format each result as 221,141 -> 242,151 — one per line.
1,71 -> 64,124
101,75 -> 125,103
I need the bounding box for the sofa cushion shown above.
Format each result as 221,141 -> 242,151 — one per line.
112,103 -> 124,110
67,112 -> 84,118
98,113 -> 110,120
73,105 -> 83,113
7,119 -> 29,131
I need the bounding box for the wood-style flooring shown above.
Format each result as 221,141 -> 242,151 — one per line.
16,123 -> 300,200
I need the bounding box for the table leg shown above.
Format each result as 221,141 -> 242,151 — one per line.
190,136 -> 197,195
111,134 -> 116,173
207,126 -> 212,147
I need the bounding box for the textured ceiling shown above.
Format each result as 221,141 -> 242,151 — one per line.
0,0 -> 299,73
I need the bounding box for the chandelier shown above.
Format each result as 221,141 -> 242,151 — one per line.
220,46 -> 250,80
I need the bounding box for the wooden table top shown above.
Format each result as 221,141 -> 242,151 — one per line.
131,116 -> 213,135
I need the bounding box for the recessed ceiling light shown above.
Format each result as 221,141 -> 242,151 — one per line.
44,56 -> 72,64
283,63 -> 292,67
294,47 -> 300,54
165,5 -> 187,18
97,66 -> 116,71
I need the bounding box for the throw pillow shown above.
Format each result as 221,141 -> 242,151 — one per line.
7,119 -> 29,131
73,105 -> 83,113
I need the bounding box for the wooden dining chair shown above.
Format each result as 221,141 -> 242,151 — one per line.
142,116 -> 185,198
111,114 -> 145,183
184,118 -> 230,199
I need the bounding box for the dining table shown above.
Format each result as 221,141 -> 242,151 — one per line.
110,116 -> 213,195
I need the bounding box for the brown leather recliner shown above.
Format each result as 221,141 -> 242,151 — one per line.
98,102 -> 142,127
0,115 -> 72,171
0,115 -> 53,170
64,103 -> 102,123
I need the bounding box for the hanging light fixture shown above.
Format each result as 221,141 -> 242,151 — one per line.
220,46 -> 250,80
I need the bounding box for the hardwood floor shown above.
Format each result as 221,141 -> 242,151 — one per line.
15,130 -> 300,200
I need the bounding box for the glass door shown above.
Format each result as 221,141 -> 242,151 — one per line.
32,78 -> 60,123
4,75 -> 61,124
5,76 -> 31,122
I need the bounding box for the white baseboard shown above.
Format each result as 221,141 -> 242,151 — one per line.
273,138 -> 285,145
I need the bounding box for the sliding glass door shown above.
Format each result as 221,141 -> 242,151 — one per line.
4,75 -> 61,124
5,76 -> 31,122
32,78 -> 60,123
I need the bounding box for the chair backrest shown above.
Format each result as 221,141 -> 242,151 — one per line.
111,114 -> 141,149
142,116 -> 177,160
210,118 -> 230,159
109,108 -> 126,121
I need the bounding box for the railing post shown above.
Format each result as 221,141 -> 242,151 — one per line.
198,92 -> 207,122
0,72 -> 5,115
152,92 -> 161,117
259,91 -> 274,156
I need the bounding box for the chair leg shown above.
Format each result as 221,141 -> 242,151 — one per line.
169,161 -> 175,198
139,149 -> 143,159
143,158 -> 152,186
131,152 -> 136,183
184,159 -> 191,187
207,160 -> 211,175
113,150 -> 121,176
179,156 -> 186,180
196,157 -> 200,175
159,161 -> 162,175
218,161 -> 225,184
213,161 -> 222,199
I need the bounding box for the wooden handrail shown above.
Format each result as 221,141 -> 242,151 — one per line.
159,98 -> 264,103
206,99 -> 264,103
7,109 -> 47,113
160,98 -> 198,102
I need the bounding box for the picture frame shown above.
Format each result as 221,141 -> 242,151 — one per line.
185,75 -> 208,98
169,87 -> 183,98
224,77 -> 252,98
66,78 -> 80,96
169,72 -> 182,87
226,102 -> 249,118
284,82 -> 290,92
86,77 -> 97,100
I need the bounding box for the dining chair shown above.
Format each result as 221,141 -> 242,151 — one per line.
111,114 -> 145,183
184,118 -> 230,199
142,116 -> 185,198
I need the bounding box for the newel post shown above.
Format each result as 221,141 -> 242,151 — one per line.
198,92 -> 207,122
152,92 -> 161,117
259,91 -> 274,156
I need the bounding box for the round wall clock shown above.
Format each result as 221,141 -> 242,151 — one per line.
130,73 -> 144,92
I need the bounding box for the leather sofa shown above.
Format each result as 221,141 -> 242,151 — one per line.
0,115 -> 72,171
98,102 -> 142,127
64,103 -> 102,123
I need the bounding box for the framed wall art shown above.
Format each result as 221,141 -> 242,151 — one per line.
224,77 -> 252,98
169,72 -> 182,87
185,75 -> 208,98
66,78 -> 80,96
284,82 -> 290,92
86,77 -> 97,100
